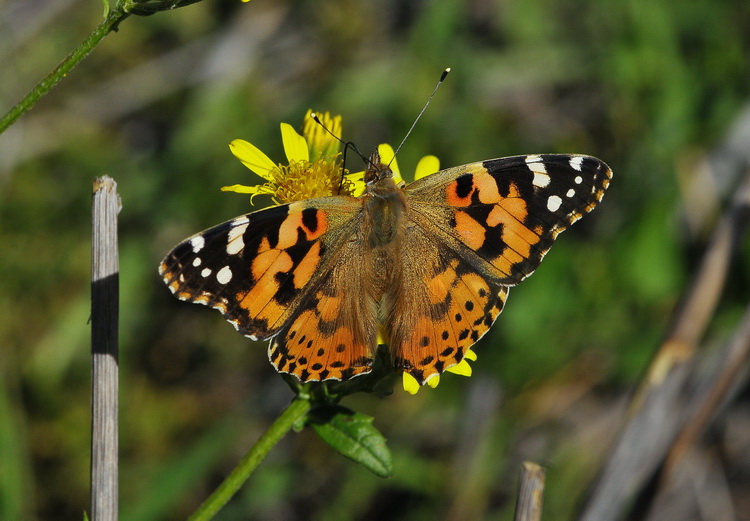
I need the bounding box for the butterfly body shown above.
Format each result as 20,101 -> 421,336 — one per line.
160,152 -> 612,386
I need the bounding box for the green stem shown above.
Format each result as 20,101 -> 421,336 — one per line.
0,6 -> 129,135
187,397 -> 312,521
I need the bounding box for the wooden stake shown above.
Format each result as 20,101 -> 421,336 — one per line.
514,461 -> 546,521
91,176 -> 120,521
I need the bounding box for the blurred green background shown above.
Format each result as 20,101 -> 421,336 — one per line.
1,0 -> 749,520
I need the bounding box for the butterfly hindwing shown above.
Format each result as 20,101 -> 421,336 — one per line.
388,219 -> 510,384
268,242 -> 379,382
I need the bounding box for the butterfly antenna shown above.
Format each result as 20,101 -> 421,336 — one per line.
310,112 -> 369,193
389,67 -> 450,166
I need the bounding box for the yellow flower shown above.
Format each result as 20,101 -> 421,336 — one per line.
222,110 -> 356,204
402,349 -> 478,395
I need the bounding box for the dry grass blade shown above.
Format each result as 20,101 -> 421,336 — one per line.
663,301 -> 750,477
578,162 -> 750,521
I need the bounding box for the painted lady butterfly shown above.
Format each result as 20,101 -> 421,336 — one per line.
160,151 -> 612,386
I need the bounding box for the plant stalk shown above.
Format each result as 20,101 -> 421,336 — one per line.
0,7 -> 129,135
187,397 -> 312,521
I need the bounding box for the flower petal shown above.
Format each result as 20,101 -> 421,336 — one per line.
402,372 -> 421,395
426,374 -> 440,388
345,171 -> 367,197
220,184 -> 258,194
220,184 -> 275,204
464,349 -> 477,361
377,143 -> 398,172
304,110 -> 342,160
446,359 -> 473,377
229,139 -> 276,180
281,123 -> 309,163
415,155 -> 440,180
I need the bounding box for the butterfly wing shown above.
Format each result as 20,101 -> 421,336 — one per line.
387,221 -> 510,384
159,197 -> 379,382
391,154 -> 612,383
266,235 -> 380,382
404,154 -> 612,284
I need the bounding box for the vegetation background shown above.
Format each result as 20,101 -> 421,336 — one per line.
1,0 -> 749,519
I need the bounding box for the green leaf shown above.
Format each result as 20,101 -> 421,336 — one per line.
307,406 -> 393,478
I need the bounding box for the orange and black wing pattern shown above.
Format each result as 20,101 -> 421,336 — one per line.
159,197 -> 379,381
390,154 -> 612,384
405,154 -> 612,284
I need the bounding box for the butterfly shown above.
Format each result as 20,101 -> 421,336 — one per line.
160,151 -> 612,386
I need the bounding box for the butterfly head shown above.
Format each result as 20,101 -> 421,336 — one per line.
363,150 -> 394,185
363,149 -> 403,200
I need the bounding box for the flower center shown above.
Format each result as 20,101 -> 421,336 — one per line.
269,158 -> 354,203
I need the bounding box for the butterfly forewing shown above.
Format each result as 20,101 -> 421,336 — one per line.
404,154 -> 612,285
160,198 -> 361,340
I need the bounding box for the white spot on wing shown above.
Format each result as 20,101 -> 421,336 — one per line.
227,222 -> 249,255
570,156 -> 584,171
192,257 -> 202,267
574,176 -> 583,184
526,155 -> 550,187
547,195 -> 563,212
566,188 -> 576,198
525,154 -> 543,167
216,266 -> 233,284
533,172 -> 550,188
190,235 -> 205,253
201,268 -> 212,278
